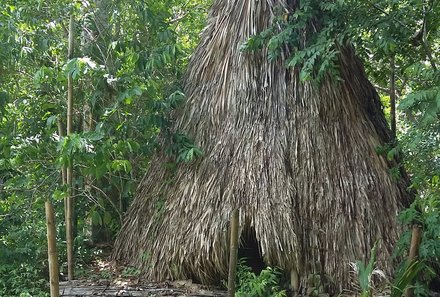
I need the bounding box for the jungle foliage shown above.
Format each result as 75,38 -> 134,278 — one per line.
0,0 -> 209,295
0,0 -> 438,295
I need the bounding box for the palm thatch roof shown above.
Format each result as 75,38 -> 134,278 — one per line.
113,0 -> 411,292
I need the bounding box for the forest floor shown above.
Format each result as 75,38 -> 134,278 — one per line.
59,247 -> 440,297
59,250 -> 226,297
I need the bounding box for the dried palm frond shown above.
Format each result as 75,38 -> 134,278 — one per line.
112,0 -> 411,292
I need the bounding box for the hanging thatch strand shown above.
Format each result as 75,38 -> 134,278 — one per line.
113,0 -> 411,292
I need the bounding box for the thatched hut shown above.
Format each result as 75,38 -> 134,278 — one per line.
113,0 -> 411,292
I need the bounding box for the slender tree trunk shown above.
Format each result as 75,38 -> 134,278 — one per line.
390,56 -> 396,138
66,14 -> 75,281
82,100 -> 96,243
57,120 -> 66,179
45,201 -> 60,297
81,0 -> 113,245
57,119 -> 67,219
405,225 -> 423,297
227,208 -> 239,297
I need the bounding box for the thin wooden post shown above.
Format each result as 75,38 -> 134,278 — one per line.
405,225 -> 423,297
290,268 -> 299,296
45,201 -> 60,297
66,14 -> 75,281
227,208 -> 239,297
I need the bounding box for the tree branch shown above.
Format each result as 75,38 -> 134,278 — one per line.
374,84 -> 401,98
366,0 -> 411,31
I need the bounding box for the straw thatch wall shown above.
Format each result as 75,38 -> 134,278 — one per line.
113,0 -> 411,292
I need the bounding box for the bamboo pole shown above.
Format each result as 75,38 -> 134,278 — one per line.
66,14 -> 75,281
45,201 -> 60,297
227,208 -> 239,297
405,225 -> 423,297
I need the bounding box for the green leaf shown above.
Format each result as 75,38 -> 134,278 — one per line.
103,211 -> 112,225
83,131 -> 104,141
95,164 -> 108,179
0,91 -> 9,113
46,115 -> 57,129
185,148 -> 192,160
64,58 -> 80,79
436,90 -> 440,109
91,210 -> 102,226
111,160 -> 132,172
420,103 -> 438,126
386,145 -> 400,161
391,260 -> 426,297
52,190 -> 67,201
130,86 -> 142,96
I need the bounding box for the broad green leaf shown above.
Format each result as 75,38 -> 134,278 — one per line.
91,210 -> 102,226
103,211 -> 112,225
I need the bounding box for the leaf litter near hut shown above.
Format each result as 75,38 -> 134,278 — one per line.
59,257 -> 226,296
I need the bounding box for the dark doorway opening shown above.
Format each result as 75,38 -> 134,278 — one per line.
238,227 -> 266,274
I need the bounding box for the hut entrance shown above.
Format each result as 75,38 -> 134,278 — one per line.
238,227 -> 265,274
